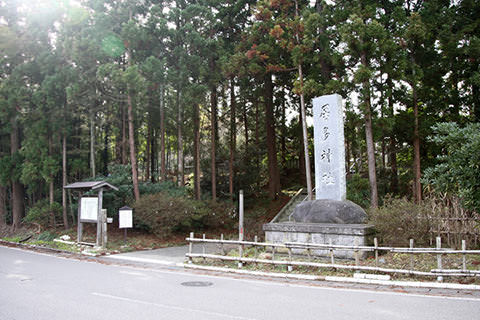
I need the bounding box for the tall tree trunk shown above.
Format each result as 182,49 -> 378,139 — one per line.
177,90 -> 184,187
296,0 -> 313,199
255,95 -> 261,189
127,91 -> 140,202
193,102 -> 201,200
229,78 -> 236,200
159,84 -> 166,181
48,134 -> 55,228
264,73 -> 281,199
412,63 -> 422,203
298,110 -> 306,186
346,139 -> 351,176
90,108 -> 96,178
298,63 -> 313,200
0,186 -> 6,227
62,132 -> 69,229
243,99 -> 249,150
11,116 -> 24,231
386,76 -> 398,193
361,51 -> 378,208
151,127 -> 156,183
122,102 -> 127,165
103,123 -> 109,176
210,86 -> 217,202
390,138 -> 398,193
474,83 -> 480,122
281,91 -> 286,166
146,119 -> 151,182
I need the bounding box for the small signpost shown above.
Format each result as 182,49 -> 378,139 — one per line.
119,206 -> 133,245
63,181 -> 118,248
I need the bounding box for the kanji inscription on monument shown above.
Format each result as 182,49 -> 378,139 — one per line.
312,94 -> 346,201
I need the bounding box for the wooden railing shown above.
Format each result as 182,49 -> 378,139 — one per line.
186,233 -> 480,280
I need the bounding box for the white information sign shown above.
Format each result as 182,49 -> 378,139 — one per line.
80,197 -> 99,221
312,94 -> 346,201
119,209 -> 133,229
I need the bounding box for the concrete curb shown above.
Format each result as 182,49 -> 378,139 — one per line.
325,276 -> 480,290
183,263 -> 325,281
0,239 -> 101,257
0,239 -> 77,255
105,254 -> 183,267
183,262 -> 479,290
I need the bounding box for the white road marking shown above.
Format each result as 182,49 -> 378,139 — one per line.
5,274 -> 32,281
106,254 -> 178,265
91,292 -> 258,320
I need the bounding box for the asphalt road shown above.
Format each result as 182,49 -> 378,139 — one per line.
1,246 -> 479,320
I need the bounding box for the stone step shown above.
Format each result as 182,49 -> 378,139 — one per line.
273,189 -> 310,223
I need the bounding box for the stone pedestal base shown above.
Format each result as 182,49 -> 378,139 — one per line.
263,222 -> 374,259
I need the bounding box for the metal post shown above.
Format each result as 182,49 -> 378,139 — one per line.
462,240 -> 467,271
238,190 -> 244,268
374,237 -> 378,267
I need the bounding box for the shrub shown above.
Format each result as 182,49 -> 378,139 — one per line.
24,200 -> 62,229
368,196 -> 432,246
423,122 -> 480,213
89,164 -> 188,219
133,192 -> 234,238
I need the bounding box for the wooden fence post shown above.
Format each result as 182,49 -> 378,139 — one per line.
409,239 -> 414,272
329,239 -> 334,265
202,233 -> 206,262
238,190 -> 244,268
254,235 -> 258,263
436,236 -> 443,282
221,233 -> 225,255
288,246 -> 293,272
354,238 -> 359,266
188,232 -> 194,264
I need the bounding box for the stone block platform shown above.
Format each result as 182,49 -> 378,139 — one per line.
263,222 -> 374,259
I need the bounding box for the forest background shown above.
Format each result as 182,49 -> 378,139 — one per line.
0,0 -> 479,245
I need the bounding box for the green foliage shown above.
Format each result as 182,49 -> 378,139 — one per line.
37,231 -> 56,242
346,174 -> 370,209
0,156 -> 12,185
368,196 -> 432,246
423,122 -> 480,212
92,164 -> 188,218
24,200 -> 62,228
133,192 -> 235,238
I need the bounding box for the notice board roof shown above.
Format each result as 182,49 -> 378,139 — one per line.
63,181 -> 119,191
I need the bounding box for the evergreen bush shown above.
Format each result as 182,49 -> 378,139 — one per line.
24,200 -> 62,229
133,192 -> 234,238
368,196 -> 432,246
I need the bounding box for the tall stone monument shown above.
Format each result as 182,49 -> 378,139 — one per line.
312,94 -> 346,201
264,93 -> 373,259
